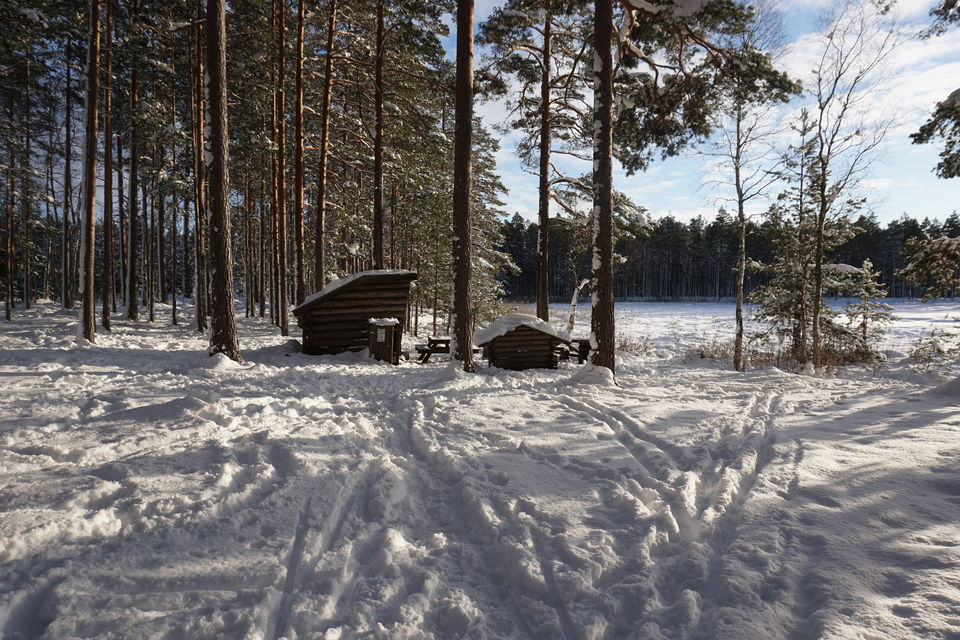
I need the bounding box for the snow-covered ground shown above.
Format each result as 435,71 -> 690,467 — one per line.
1,299 -> 959,639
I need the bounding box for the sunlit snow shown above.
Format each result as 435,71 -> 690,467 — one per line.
0,299 -> 958,639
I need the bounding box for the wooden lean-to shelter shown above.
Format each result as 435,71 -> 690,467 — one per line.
293,270 -> 418,356
474,313 -> 571,370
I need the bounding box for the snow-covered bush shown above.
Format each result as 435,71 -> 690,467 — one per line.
907,327 -> 959,373
617,334 -> 654,356
683,334 -> 735,362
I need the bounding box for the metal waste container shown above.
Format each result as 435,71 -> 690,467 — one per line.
368,318 -> 401,365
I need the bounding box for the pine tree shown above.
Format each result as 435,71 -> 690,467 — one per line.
293,0 -> 306,303
313,0 -> 338,291
751,110 -> 858,367
63,39 -> 75,310
479,0 -> 592,321
453,0 -> 474,372
912,1 -> 960,178
899,234 -> 960,299
588,0 -> 793,374
80,0 -> 100,343
101,0 -> 114,331
590,0 -> 614,373
206,0 -> 241,362
844,259 -> 894,362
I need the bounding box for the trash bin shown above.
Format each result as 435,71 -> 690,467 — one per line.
368,318 -> 401,365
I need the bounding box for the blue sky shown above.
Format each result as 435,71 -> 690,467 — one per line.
452,0 -> 960,226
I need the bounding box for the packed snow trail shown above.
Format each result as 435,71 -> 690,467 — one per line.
0,302 -> 958,639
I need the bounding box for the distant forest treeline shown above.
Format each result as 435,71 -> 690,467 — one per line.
498,211 -> 960,302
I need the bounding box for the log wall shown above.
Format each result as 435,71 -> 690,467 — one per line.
484,325 -> 567,370
293,273 -> 416,356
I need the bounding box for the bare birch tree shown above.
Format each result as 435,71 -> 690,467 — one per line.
808,0 -> 898,369
709,1 -> 797,372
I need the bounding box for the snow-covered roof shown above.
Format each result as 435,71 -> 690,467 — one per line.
473,313 -> 570,346
293,269 -> 417,314
825,263 -> 860,274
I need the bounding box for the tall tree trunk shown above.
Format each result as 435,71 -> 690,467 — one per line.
271,152 -> 278,325
117,136 -> 126,309
812,197 -> 826,369
193,13 -> 208,332
536,3 -> 552,321
293,0 -> 306,304
390,182 -> 396,268
22,61 -> 32,310
590,0 -> 615,373
102,0 -> 113,330
259,171 -> 266,317
313,0 -> 337,291
314,0 -> 337,291
245,177 -> 253,317
734,199 -> 746,372
81,0 -> 100,342
796,157 -> 809,364
733,113 -> 745,372
147,150 -> 155,322
63,40 -> 74,309
206,0 -> 241,361
172,196 -> 178,325
373,0 -> 386,270
4,144 -> 13,320
127,68 -> 140,321
183,195 -> 191,303
158,171 -> 167,304
42,152 -> 54,300
169,79 -> 177,324
276,0 -> 289,335
452,0 -> 474,372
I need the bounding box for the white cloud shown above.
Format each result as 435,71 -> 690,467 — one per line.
478,0 -> 960,226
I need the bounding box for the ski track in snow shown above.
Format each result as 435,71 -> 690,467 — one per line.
1,301 -> 959,639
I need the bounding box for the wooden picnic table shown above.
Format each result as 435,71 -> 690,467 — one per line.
555,338 -> 590,364
415,336 -> 481,363
571,338 -> 591,364
416,336 -> 450,363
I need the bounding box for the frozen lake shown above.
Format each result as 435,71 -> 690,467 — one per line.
509,298 -> 960,358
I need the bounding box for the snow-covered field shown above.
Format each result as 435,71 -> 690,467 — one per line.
1,299 -> 959,639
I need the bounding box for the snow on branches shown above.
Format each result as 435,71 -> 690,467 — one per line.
900,235 -> 960,300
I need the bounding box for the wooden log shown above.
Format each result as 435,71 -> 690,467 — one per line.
300,320 -> 384,332
298,297 -> 409,310
305,334 -> 367,345
490,355 -> 556,364
333,285 -> 411,297
488,339 -> 559,349
492,361 -> 557,370
304,304 -> 407,317
305,336 -> 367,347
306,334 -> 369,345
304,345 -> 365,355
302,315 -> 404,325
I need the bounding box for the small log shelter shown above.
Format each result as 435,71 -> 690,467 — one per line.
293,270 -> 418,356
475,313 -> 571,370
